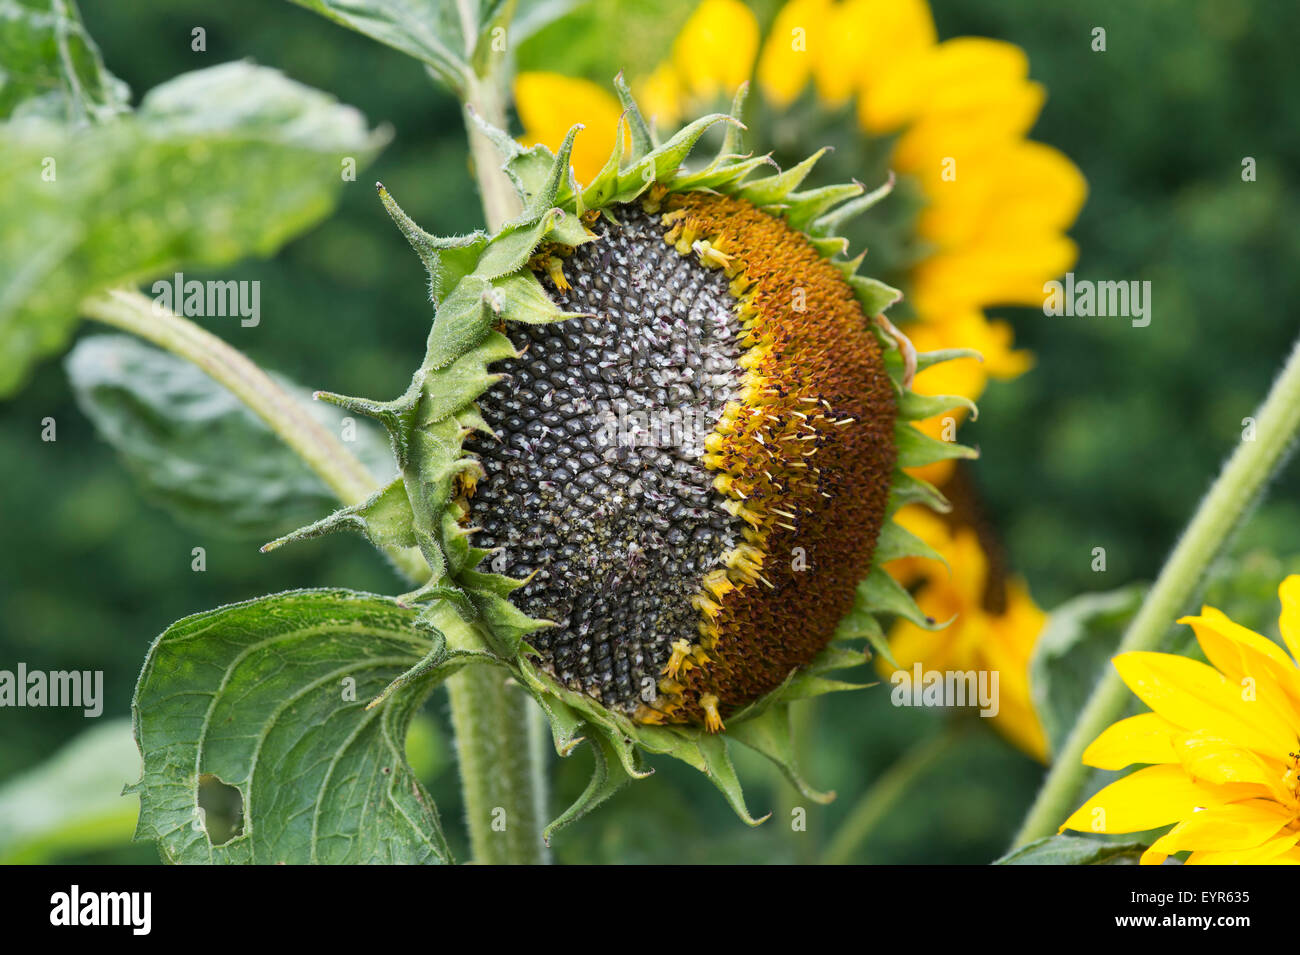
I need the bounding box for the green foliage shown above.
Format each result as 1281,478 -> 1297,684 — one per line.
285,0 -> 559,90
1030,586 -> 1145,757
0,0 -> 128,120
0,55 -> 386,396
66,335 -> 393,538
285,0 -> 482,91
996,834 -> 1147,865
0,719 -> 139,863
129,589 -> 464,864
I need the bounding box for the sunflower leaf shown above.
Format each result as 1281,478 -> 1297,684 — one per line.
0,60 -> 386,398
0,719 -> 139,864
284,0 -> 471,91
1030,586 -> 1146,757
130,589 -> 462,864
995,833 -> 1148,865
0,0 -> 129,122
67,335 -> 394,540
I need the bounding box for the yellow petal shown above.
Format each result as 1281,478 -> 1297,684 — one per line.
888,82 -> 1045,173
991,696 -> 1049,764
1279,575 -> 1300,663
671,0 -> 759,102
910,233 -> 1079,314
885,527 -> 989,675
861,37 -> 1031,135
906,457 -> 956,490
1059,764 -> 1245,835
980,583 -> 1049,762
1113,651 -> 1298,757
1082,712 -> 1180,770
1147,800 -> 1294,855
825,0 -> 935,113
1172,730 -> 1282,790
756,0 -> 831,107
636,62 -> 684,129
1181,607 -> 1300,733
1186,830 -> 1300,864
912,141 -> 1087,250
514,72 -> 623,184
883,504 -> 951,589
909,311 -> 1034,388
1183,606 -> 1295,674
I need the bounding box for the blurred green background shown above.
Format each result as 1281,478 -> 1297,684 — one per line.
2,0 -> 1298,864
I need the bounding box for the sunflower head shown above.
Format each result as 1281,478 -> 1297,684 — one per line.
269,83 -> 978,834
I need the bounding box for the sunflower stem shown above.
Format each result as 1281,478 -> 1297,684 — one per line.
83,288 -> 379,506
443,16 -> 550,864
1012,333 -> 1300,849
446,667 -> 548,864
463,73 -> 523,231
822,723 -> 966,865
83,288 -> 427,573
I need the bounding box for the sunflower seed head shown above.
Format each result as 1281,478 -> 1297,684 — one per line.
467,204 -> 748,712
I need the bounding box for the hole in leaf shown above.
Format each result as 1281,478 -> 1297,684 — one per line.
196,774 -> 244,846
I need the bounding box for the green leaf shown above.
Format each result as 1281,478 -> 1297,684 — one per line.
66,335 -> 393,539
285,0 -> 528,91
0,60 -> 387,397
0,719 -> 139,863
1030,586 -> 1146,757
130,589 -> 458,864
0,0 -> 130,122
995,833 -> 1148,865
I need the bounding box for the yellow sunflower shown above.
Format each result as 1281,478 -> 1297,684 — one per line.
884,505 -> 1049,761
514,0 -> 1086,483
1061,576 -> 1300,865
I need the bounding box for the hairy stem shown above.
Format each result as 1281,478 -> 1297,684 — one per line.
82,288 -> 431,583
83,288 -> 373,503
443,10 -> 549,864
446,666 -> 547,864
1012,334 -> 1300,848
463,73 -> 522,231
822,724 -> 965,865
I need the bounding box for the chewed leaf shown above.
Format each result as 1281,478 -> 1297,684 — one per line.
130,589 -> 461,864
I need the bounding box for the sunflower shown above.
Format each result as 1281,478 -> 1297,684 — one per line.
514,0 -> 1086,484
269,87 -> 977,832
1060,576 -> 1300,864
884,504 -> 1049,760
